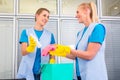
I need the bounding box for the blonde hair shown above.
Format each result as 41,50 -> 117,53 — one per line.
79,2 -> 98,22
35,8 -> 50,21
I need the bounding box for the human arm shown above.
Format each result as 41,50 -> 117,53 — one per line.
20,36 -> 36,56
43,43 -> 100,60
70,24 -> 106,60
20,30 -> 36,56
66,53 -> 76,60
70,42 -> 101,60
47,43 -> 100,60
21,42 -> 28,56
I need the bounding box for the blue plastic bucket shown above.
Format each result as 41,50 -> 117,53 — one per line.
41,63 -> 74,80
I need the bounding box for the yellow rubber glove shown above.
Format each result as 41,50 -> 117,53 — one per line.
49,58 -> 56,64
49,44 -> 71,57
26,36 -> 36,53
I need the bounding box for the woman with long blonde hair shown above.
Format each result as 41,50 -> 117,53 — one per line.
69,2 -> 108,80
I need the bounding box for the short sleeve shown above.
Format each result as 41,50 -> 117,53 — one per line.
19,29 -> 28,44
88,24 -> 106,45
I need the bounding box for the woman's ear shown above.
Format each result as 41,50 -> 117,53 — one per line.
35,14 -> 38,18
35,14 -> 38,17
35,14 -> 38,21
85,8 -> 91,15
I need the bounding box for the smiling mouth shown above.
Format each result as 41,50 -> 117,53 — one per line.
42,20 -> 47,23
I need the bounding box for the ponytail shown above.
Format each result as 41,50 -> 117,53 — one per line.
90,2 -> 98,22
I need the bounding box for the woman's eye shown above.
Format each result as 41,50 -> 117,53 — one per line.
43,14 -> 49,19
43,14 -> 46,17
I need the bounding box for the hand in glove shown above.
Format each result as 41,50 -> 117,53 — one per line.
49,58 -> 56,64
26,36 -> 36,53
42,44 -> 56,56
49,44 -> 71,57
